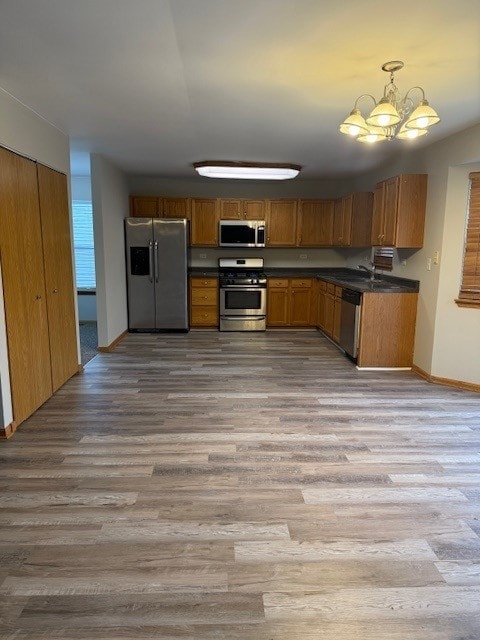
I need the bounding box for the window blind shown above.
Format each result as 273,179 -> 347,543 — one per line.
72,200 -> 96,290
457,172 -> 480,307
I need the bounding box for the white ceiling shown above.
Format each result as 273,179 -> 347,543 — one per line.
1,0 -> 479,179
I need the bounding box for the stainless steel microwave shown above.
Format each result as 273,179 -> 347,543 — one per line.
219,220 -> 265,247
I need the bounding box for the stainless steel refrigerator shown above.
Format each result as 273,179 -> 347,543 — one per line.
125,217 -> 189,331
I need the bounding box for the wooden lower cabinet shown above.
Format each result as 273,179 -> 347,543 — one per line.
267,278 -> 315,327
318,281 -> 342,340
317,276 -> 418,368
266,282 -> 289,326
290,279 -> 314,326
189,277 -> 219,327
358,292 -> 418,367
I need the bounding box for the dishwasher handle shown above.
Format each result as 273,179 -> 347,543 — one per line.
341,288 -> 362,305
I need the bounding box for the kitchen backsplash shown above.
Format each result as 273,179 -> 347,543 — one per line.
191,247 -> 350,268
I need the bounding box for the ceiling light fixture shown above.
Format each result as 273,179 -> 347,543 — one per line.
193,161 -> 301,180
339,61 -> 440,144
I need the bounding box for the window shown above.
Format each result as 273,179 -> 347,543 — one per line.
456,172 -> 480,308
72,200 -> 96,291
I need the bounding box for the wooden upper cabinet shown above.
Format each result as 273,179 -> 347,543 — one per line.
0,148 -> 53,425
130,196 -> 161,217
220,199 -> 266,220
244,200 -> 266,219
333,192 -> 373,247
220,199 -> 242,219
371,174 -> 427,248
162,197 -> 190,219
190,198 -> 219,246
130,196 -> 190,219
371,183 -> 385,245
297,200 -> 334,246
350,192 -> 374,247
266,200 -> 297,246
333,197 -> 352,246
37,164 -> 78,392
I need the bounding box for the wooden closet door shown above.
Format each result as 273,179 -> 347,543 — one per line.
37,164 -> 79,391
0,148 -> 52,425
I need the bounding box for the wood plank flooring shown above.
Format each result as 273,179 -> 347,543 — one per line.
1,330 -> 480,639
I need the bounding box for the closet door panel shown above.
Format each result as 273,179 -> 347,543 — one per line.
0,148 -> 52,425
37,163 -> 79,391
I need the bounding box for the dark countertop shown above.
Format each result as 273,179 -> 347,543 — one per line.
190,267 -> 419,293
189,268 -> 220,277
266,267 -> 419,293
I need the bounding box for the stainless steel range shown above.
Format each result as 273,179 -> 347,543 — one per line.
219,258 -> 267,331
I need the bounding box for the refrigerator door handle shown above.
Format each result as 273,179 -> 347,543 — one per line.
148,241 -> 154,283
154,241 -> 159,283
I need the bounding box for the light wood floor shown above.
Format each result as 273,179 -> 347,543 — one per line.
1,330 -> 480,639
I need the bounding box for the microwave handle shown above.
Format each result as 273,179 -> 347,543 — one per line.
257,224 -> 265,244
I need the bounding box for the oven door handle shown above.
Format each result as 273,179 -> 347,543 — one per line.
220,315 -> 266,321
220,286 -> 266,291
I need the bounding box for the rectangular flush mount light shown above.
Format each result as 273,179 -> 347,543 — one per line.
193,161 -> 301,180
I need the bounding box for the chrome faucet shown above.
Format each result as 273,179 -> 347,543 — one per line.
357,264 -> 376,281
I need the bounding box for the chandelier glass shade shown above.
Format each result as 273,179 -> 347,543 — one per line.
339,61 -> 440,143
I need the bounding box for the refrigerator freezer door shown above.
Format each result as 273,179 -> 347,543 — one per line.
153,218 -> 189,330
125,218 -> 156,329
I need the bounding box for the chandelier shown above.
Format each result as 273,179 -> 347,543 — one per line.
339,61 -> 440,143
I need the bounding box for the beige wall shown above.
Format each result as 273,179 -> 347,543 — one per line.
128,175 -> 355,200
433,163 -> 480,383
91,154 -> 130,347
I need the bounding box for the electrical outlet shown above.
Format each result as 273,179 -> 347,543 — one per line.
299,254 -> 308,260
433,250 -> 440,265
426,257 -> 432,271
199,253 -> 207,259
401,259 -> 407,267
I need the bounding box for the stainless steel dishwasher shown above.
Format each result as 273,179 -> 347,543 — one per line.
339,289 -> 362,361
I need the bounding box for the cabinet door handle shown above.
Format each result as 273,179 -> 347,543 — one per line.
35,295 -> 42,300
53,288 -> 58,293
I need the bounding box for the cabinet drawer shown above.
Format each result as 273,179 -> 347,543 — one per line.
318,280 -> 327,292
191,288 -> 218,306
190,306 -> 218,326
335,286 -> 343,298
268,278 -> 289,288
291,278 -> 312,289
326,283 -> 336,295
191,277 -> 218,288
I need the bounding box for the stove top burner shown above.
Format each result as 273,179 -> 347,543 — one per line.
218,258 -> 266,287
